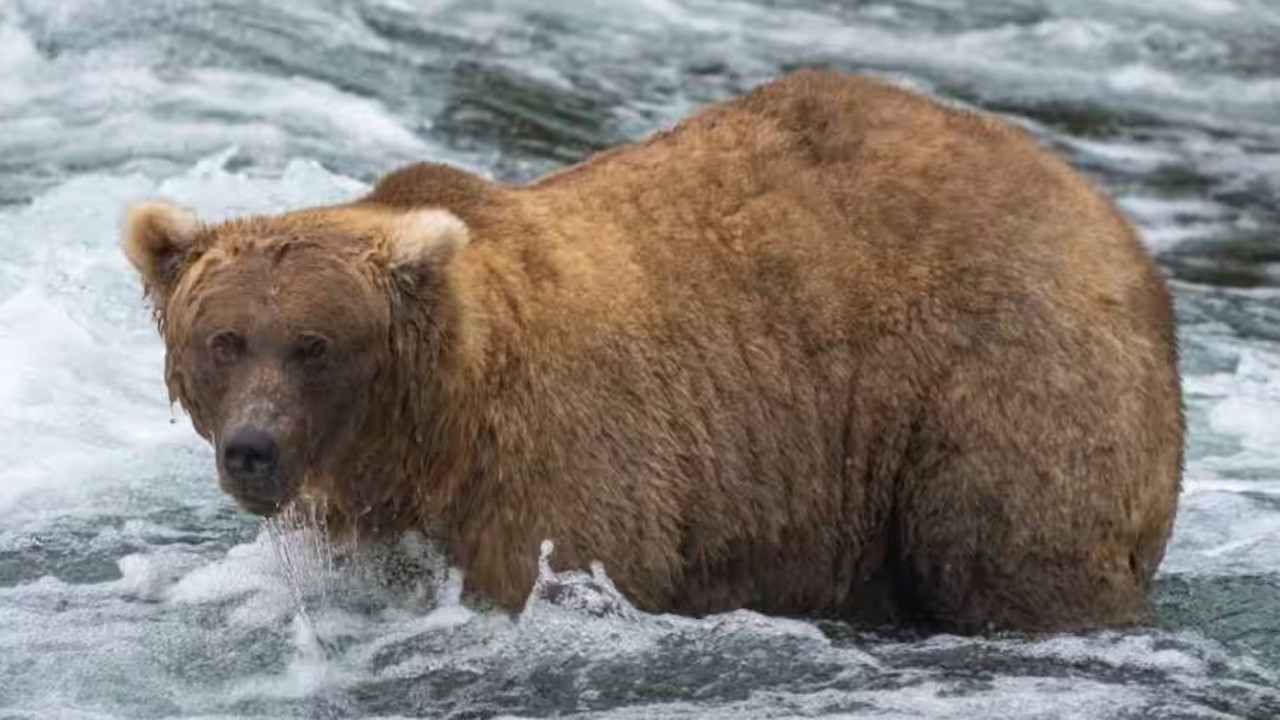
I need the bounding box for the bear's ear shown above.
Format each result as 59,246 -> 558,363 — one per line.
120,200 -> 203,300
386,208 -> 470,282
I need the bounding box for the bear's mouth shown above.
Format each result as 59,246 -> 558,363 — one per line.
233,494 -> 286,518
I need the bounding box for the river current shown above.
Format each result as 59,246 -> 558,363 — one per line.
1,1 -> 1278,717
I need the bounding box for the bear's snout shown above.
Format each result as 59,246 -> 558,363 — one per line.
220,426 -> 284,514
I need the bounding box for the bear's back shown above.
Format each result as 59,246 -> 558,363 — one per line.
522,69 -> 1172,370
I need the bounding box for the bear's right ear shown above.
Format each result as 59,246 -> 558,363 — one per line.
120,200 -> 203,301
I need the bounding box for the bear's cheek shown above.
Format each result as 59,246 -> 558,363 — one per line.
293,355 -> 381,464
163,345 -> 232,441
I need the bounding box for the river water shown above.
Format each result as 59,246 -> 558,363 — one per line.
0,0 -> 1278,718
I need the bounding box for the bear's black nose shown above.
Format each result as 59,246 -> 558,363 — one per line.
221,427 -> 280,489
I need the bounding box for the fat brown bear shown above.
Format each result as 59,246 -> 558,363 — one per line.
121,69 -> 1184,634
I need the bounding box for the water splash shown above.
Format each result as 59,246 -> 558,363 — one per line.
260,503 -> 347,660
524,538 -> 638,620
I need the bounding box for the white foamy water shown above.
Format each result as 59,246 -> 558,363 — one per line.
0,0 -> 1278,717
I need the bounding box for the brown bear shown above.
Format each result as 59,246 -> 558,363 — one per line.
121,69 -> 1184,634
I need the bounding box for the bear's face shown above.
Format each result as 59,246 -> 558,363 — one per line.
121,202 -> 468,517
168,241 -> 386,516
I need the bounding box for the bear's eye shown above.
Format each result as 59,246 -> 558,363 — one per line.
294,333 -> 330,367
208,331 -> 245,365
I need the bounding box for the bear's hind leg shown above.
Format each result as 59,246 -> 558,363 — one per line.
889,391 -> 1166,634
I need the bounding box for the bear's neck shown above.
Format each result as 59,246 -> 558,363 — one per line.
337,188 -> 608,545
335,234 -> 543,541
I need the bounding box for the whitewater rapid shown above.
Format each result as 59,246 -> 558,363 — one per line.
1,0 -> 1278,717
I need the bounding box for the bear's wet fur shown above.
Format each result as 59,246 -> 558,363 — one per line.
122,70 -> 1184,634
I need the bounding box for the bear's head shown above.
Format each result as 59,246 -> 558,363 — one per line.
121,200 -> 469,518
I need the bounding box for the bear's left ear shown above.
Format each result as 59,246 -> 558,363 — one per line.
120,200 -> 204,302
386,208 -> 470,285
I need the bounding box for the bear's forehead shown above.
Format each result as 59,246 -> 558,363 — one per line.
181,238 -> 385,334
201,236 -> 365,287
